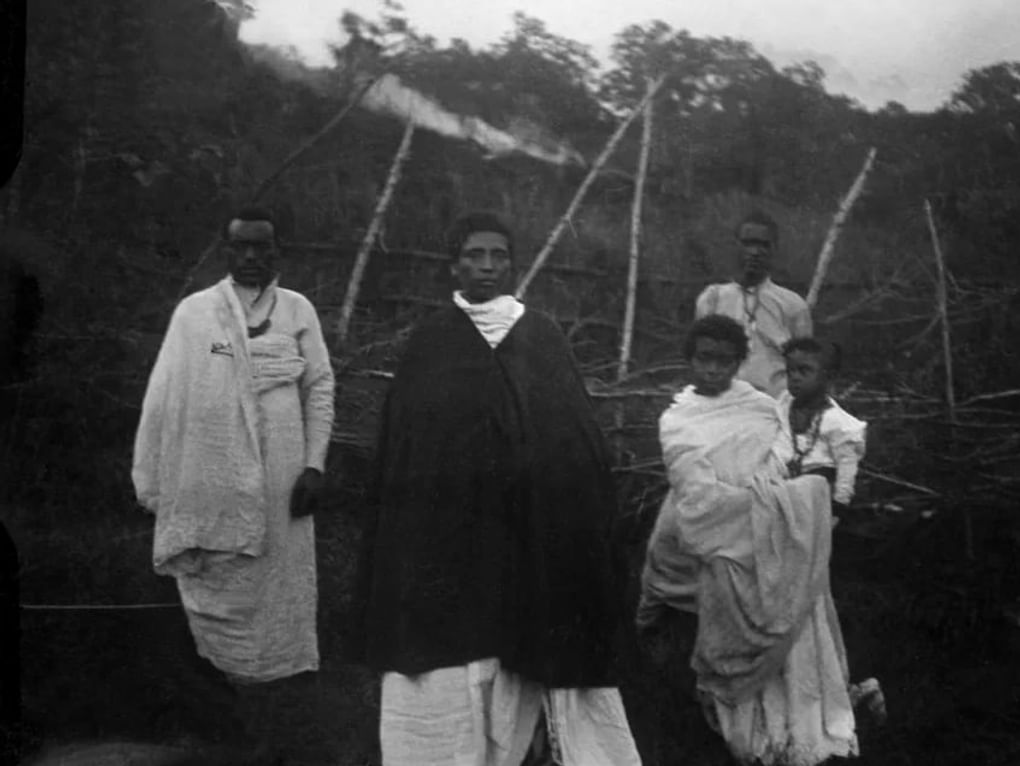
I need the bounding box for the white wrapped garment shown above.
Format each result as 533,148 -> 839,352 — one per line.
133,277 -> 334,682
380,658 -> 642,766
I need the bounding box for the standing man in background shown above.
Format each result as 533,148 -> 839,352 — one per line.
132,207 -> 335,756
695,210 -> 812,398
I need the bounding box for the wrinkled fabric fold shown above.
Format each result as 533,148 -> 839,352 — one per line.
381,659 -> 640,766
133,278 -> 269,574
692,472 -> 832,704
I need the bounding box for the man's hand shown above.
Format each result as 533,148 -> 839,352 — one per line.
290,467 -> 324,518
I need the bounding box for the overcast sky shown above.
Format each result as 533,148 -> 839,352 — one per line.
239,0 -> 1020,112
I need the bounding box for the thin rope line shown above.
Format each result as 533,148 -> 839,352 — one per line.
19,602 -> 179,611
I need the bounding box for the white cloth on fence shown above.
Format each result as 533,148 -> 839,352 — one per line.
380,658 -> 641,766
453,291 -> 526,348
777,391 -> 867,505
641,380 -> 856,766
133,276 -> 334,682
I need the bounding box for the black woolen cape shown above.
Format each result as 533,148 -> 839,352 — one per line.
354,305 -> 622,688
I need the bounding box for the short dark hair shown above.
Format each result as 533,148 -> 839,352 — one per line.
446,211 -> 514,261
683,314 -> 750,361
782,337 -> 842,374
222,206 -> 278,243
734,209 -> 779,246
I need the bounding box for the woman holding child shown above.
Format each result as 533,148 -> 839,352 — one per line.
638,315 -> 859,766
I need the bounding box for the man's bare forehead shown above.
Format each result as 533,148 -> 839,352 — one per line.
227,219 -> 275,241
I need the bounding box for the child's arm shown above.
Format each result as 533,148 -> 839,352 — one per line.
831,421 -> 867,506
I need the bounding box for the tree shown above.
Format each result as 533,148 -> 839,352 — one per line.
949,61 -> 1020,117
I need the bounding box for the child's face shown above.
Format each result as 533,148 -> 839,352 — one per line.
786,350 -> 828,401
691,337 -> 741,396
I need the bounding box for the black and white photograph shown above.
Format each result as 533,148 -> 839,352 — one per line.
2,1 -> 1019,764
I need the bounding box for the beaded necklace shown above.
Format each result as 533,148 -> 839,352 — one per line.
787,403 -> 825,477
247,292 -> 278,339
741,286 -> 760,333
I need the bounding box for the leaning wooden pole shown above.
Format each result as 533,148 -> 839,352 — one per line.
805,147 -> 877,309
335,118 -> 416,343
924,198 -> 956,420
515,76 -> 666,299
252,75 -> 381,202
925,197 -> 968,557
177,76 -> 383,302
617,82 -> 655,383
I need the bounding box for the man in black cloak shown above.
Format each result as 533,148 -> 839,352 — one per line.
355,212 -> 640,765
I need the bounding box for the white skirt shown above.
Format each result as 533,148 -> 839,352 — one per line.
380,658 -> 642,766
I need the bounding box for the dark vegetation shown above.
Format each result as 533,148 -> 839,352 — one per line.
3,1 -> 1020,763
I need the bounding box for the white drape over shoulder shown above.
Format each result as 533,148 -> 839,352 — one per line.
133,278 -> 268,574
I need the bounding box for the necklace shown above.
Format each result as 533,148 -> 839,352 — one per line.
741,287 -> 760,330
787,404 -> 824,477
247,292 -> 278,339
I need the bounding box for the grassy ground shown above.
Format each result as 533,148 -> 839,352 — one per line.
9,472 -> 1020,766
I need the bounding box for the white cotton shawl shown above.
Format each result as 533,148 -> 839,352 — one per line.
133,278 -> 274,575
453,291 -> 525,348
642,381 -> 834,702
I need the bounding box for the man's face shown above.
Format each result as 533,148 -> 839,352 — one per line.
736,222 -> 774,287
224,219 -> 277,288
690,336 -> 741,397
451,231 -> 512,303
785,350 -> 828,402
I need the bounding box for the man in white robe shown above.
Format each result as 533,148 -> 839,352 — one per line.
133,207 -> 335,687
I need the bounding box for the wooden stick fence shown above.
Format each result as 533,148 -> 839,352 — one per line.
515,76 -> 666,299
177,74 -> 383,301
336,119 -> 416,343
252,75 -> 382,202
923,197 -> 971,557
806,147 -> 877,309
924,198 -> 956,419
617,80 -> 655,382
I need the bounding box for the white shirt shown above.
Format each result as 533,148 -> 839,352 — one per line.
777,391 -> 867,505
